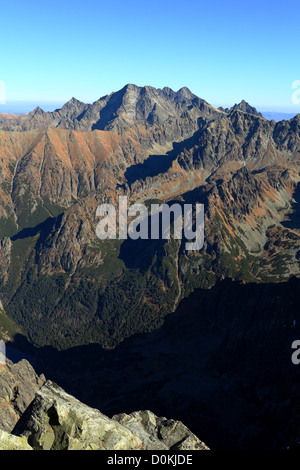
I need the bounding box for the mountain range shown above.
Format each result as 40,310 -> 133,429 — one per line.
0,84 -> 299,449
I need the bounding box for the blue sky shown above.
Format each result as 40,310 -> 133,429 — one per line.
0,0 -> 299,112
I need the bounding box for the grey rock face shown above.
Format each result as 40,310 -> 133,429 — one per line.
0,429 -> 32,450
4,372 -> 209,451
0,84 -> 223,145
229,100 -> 263,117
0,238 -> 11,285
113,410 -> 209,450
0,359 -> 45,433
14,380 -> 143,450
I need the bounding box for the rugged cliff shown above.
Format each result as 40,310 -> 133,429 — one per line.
0,358 -> 208,451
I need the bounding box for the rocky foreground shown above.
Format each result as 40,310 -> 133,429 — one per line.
0,358 -> 208,450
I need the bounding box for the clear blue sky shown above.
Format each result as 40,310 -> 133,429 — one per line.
0,0 -> 299,112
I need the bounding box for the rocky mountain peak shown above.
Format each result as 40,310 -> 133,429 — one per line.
162,86 -> 176,98
122,83 -> 140,92
28,106 -> 45,116
176,86 -> 197,100
0,84 -> 224,134
67,97 -> 83,106
230,99 -> 263,117
58,96 -> 87,114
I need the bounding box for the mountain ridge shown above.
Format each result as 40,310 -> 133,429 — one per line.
0,84 -> 223,134
0,84 -> 299,351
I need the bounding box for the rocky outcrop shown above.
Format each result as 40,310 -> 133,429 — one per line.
13,380 -> 143,450
0,359 -> 208,451
0,429 -> 32,450
0,359 -> 45,433
113,411 -> 209,450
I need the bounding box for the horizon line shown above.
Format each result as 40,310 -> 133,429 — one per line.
0,98 -> 299,116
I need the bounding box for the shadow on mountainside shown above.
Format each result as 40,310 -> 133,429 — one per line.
125,152 -> 177,186
10,216 -> 59,242
124,127 -> 205,186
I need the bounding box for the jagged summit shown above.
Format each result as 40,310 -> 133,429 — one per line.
2,85 -> 271,136
119,84 -> 196,99
28,106 -> 45,116
0,84 -> 222,134
218,100 -> 263,117
229,99 -> 263,117
62,96 -> 85,107
176,86 -> 197,100
55,97 -> 88,118
161,86 -> 176,98
121,83 -> 140,91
